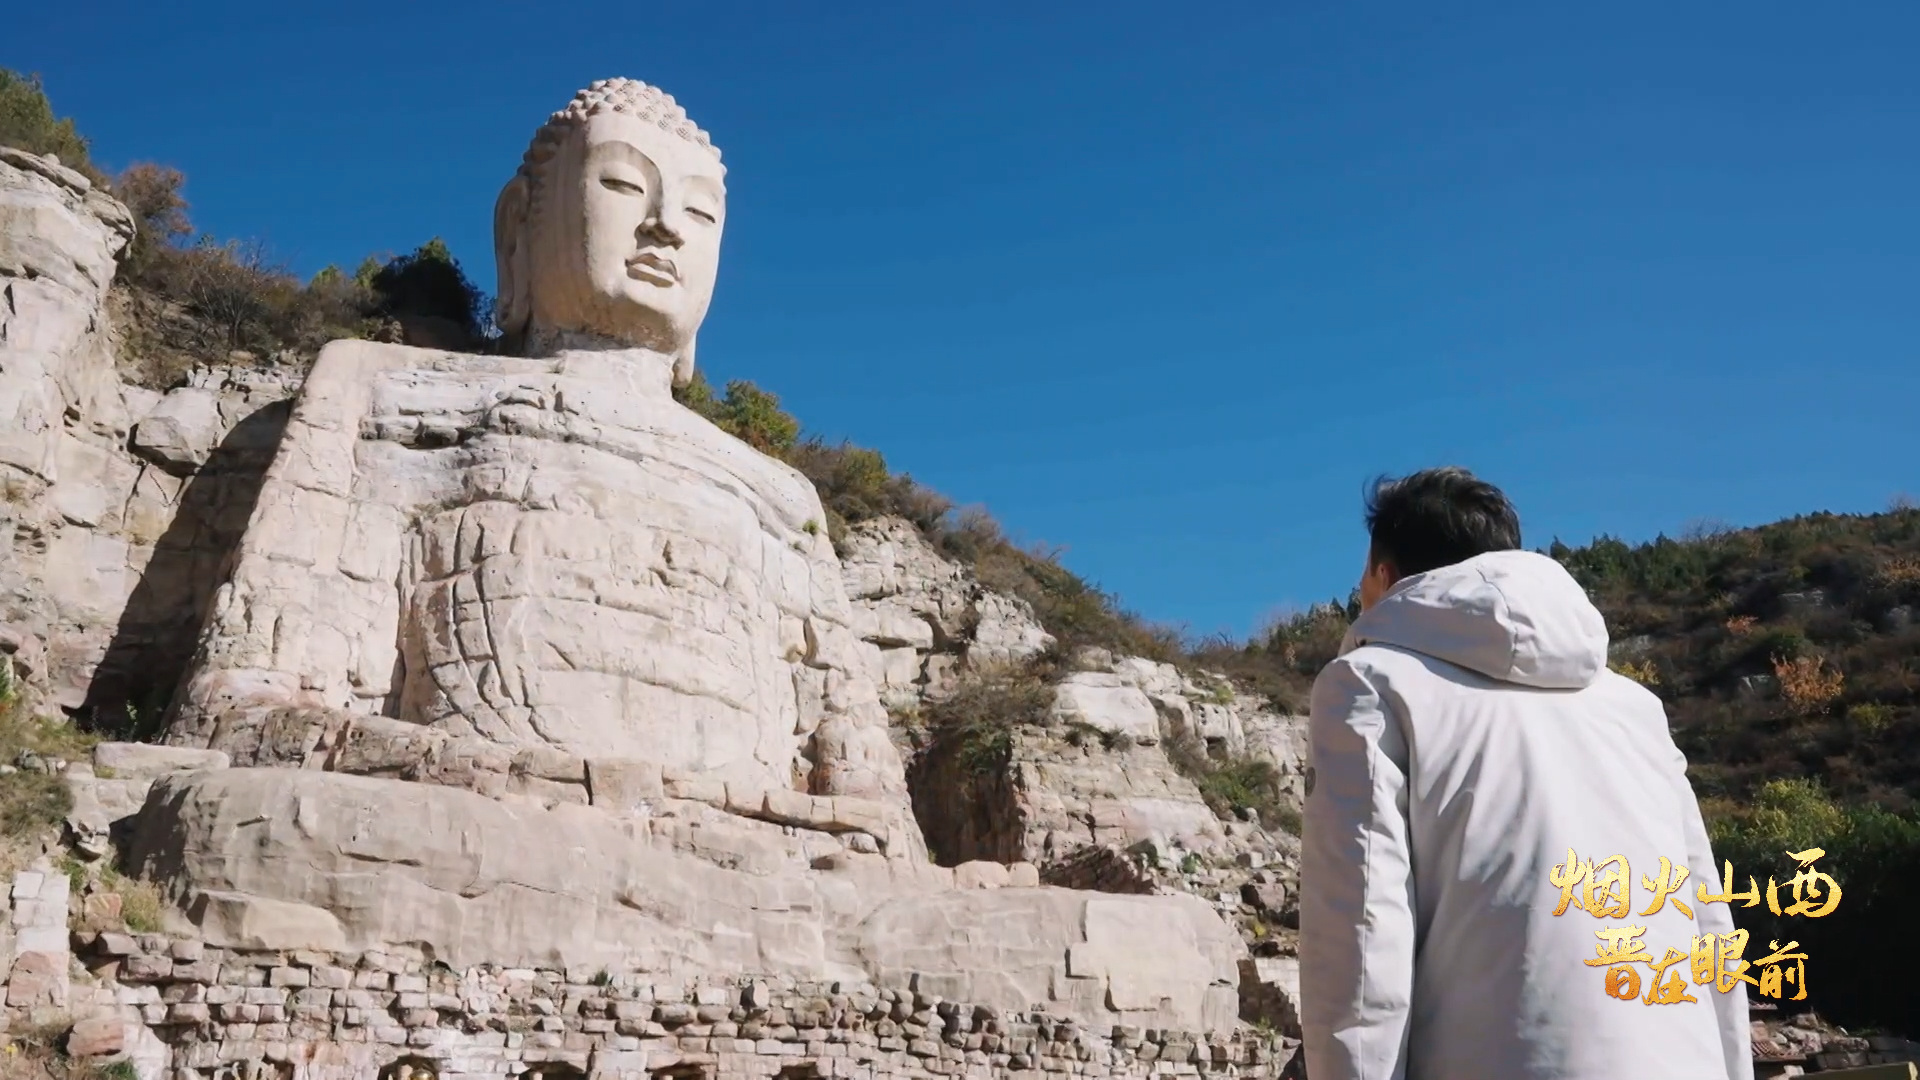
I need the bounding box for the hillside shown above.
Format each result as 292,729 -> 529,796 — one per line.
1557,512 -> 1920,810
1560,512 -> 1920,1038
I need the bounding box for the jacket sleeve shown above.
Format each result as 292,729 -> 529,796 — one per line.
1301,656 -> 1417,1080
1671,741 -> 1753,1080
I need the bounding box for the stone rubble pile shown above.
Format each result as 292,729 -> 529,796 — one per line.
1749,1009 -> 1920,1077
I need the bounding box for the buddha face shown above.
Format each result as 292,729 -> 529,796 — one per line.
505,112 -> 727,357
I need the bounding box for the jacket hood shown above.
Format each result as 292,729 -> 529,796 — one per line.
1340,549 -> 1609,689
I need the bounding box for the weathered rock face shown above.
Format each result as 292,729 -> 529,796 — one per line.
0,147 -> 296,723
0,146 -> 138,709
837,519 -> 1309,868
111,757 -> 1245,1033
839,517 -> 1054,706
0,148 -> 133,481
837,518 -> 1309,1029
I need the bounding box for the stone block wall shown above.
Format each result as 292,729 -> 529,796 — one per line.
4,917 -> 1295,1080
5,864 -> 74,1020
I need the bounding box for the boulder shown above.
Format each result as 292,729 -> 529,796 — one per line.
93,742 -> 230,779
1052,673 -> 1162,743
130,386 -> 224,474
839,516 -> 1054,692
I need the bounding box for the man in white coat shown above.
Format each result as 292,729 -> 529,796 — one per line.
1299,467 -> 1752,1080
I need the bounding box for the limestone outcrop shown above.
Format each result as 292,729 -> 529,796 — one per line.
0,146 -> 295,723
834,520 -> 1309,1034
1,145 -> 140,711
838,518 -> 1054,706
838,518 -> 1308,871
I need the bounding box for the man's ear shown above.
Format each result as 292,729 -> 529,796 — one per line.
1365,544 -> 1400,588
492,176 -> 533,351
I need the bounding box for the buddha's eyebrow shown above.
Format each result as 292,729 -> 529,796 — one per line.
585,140 -> 655,170
685,175 -> 726,202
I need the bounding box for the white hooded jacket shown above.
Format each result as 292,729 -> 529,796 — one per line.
1299,550 -> 1751,1080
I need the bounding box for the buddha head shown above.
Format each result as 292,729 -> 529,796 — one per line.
494,79 -> 726,385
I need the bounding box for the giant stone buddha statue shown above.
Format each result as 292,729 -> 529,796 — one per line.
164,79 -> 904,804
130,80 -> 1244,1035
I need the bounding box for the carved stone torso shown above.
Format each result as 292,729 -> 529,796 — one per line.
169,342 -> 897,799
379,351 -> 840,779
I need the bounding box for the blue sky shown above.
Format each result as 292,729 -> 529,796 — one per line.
10,2 -> 1917,640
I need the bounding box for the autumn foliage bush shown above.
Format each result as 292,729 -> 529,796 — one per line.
1773,653 -> 1845,713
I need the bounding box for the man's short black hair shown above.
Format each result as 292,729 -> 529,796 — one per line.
1364,466 -> 1522,578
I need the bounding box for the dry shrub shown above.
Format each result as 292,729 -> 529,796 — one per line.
1164,728 -> 1298,833
1847,702 -> 1895,738
919,663 -> 1056,777
1880,555 -> 1920,588
106,159 -> 482,386
1182,636 -> 1311,714
171,239 -> 295,348
1261,603 -> 1353,676
0,67 -> 103,183
1611,659 -> 1661,687
113,162 -> 192,279
1773,653 -> 1845,713
1725,615 -> 1758,635
69,859 -> 165,935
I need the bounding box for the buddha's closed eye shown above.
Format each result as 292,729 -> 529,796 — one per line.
601,176 -> 646,197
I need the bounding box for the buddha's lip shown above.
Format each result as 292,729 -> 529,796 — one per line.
627,251 -> 678,283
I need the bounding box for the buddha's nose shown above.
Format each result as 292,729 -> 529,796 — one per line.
640,208 -> 686,247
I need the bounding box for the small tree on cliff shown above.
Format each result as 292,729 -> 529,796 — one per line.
113,163 -> 194,281
366,237 -> 491,343
0,68 -> 102,183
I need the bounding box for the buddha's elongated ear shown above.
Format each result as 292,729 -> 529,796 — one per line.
493,176 -> 533,352
672,335 -> 697,389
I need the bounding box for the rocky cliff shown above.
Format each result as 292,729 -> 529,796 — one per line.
0,146 -> 299,733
